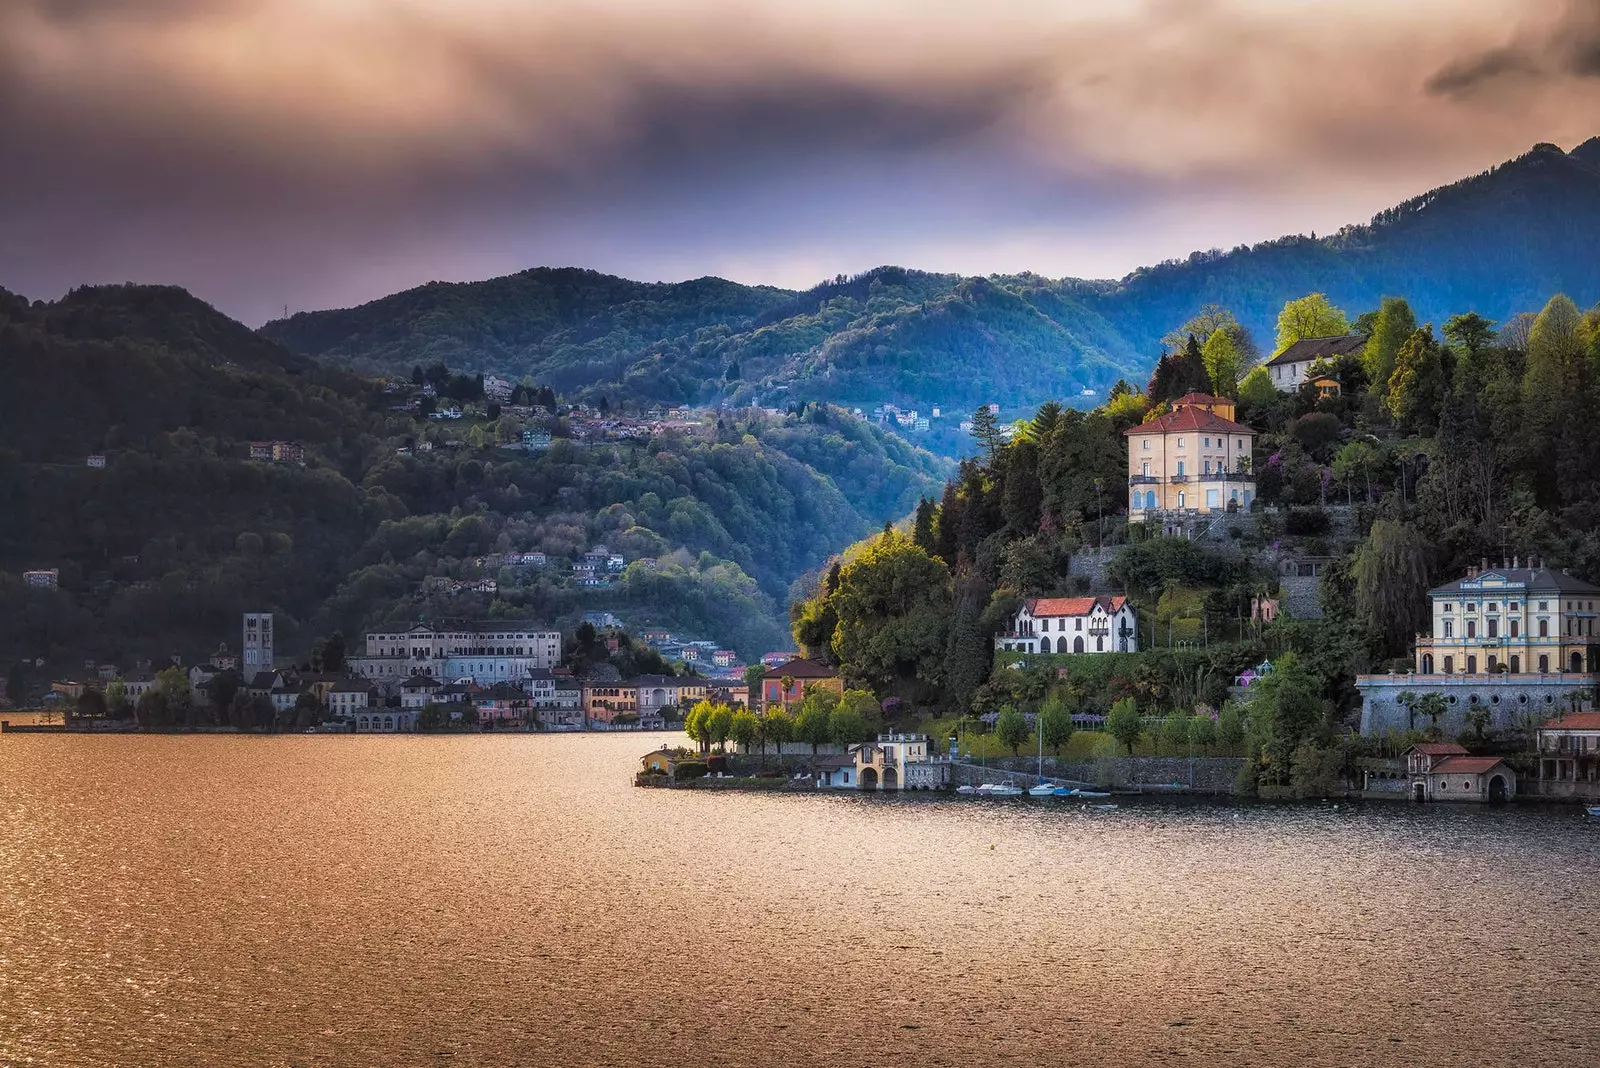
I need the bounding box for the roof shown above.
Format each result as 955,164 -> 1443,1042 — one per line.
1408,742 -> 1468,756
631,674 -> 703,688
400,674 -> 442,690
1265,334 -> 1368,367
248,672 -> 280,689
1124,405 -> 1253,437
762,657 -> 839,680
483,683 -> 528,700
1430,568 -> 1600,596
330,679 -> 374,693
1540,712 -> 1600,731
1171,392 -> 1229,407
1025,595 -> 1128,618
1430,756 -> 1510,776
814,754 -> 855,769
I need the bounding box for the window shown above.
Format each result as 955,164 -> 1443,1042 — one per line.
1540,620 -> 1549,637
1177,461 -> 1186,476
1467,603 -> 1476,613
1177,438 -> 1185,447
1444,656 -> 1454,673
1443,602 -> 1453,613
1467,655 -> 1477,673
1204,460 -> 1211,474
1540,655 -> 1549,672
1540,601 -> 1549,611
1488,619 -> 1498,639
1467,621 -> 1476,639
1443,620 -> 1454,638
1511,620 -> 1519,638
1143,439 -> 1150,450
1511,656 -> 1520,673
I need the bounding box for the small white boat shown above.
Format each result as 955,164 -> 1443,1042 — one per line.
1028,782 -> 1058,797
956,784 -> 978,795
988,781 -> 1024,797
974,783 -> 996,795
1586,806 -> 1600,817
1076,790 -> 1111,798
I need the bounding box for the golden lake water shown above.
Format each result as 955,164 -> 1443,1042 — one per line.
2,731 -> 1598,1066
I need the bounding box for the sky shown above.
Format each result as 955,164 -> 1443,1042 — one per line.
4,0 -> 1600,325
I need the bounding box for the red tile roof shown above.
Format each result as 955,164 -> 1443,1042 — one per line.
1540,712 -> 1600,731
1430,756 -> 1509,776
1410,742 -> 1469,756
1124,406 -> 1252,436
1171,392 -> 1229,407
762,657 -> 838,680
1026,596 -> 1128,617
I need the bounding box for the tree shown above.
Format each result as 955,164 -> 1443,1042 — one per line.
1107,697 -> 1142,754
706,703 -> 734,752
1201,327 -> 1244,397
1274,294 -> 1350,355
970,405 -> 1003,464
794,687 -> 838,755
1038,694 -> 1074,755
105,677 -> 129,718
1216,705 -> 1245,750
1362,296 -> 1418,395
75,688 -> 108,720
684,699 -> 713,753
1352,520 -> 1432,657
1236,365 -> 1279,412
828,530 -> 953,700
1444,312 -> 1497,364
1386,326 -> 1445,433
995,704 -> 1030,756
828,702 -> 870,745
730,709 -> 760,754
1190,713 -> 1217,752
762,708 -> 793,755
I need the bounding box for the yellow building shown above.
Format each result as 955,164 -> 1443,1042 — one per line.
1125,393 -> 1255,519
1415,561 -> 1600,676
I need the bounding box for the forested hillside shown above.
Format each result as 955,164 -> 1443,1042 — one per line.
0,285 -> 947,669
261,141 -> 1600,429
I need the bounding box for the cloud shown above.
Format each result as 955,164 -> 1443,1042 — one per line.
0,0 -> 1597,323
1427,0 -> 1600,95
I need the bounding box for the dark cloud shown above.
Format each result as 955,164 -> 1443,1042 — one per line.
1427,0 -> 1600,95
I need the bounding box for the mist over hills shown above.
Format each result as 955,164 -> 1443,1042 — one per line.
262,140 -> 1600,414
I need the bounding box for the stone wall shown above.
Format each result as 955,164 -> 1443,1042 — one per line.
1356,672 -> 1595,737
959,755 -> 1245,794
1279,576 -> 1324,620
1068,547 -> 1120,593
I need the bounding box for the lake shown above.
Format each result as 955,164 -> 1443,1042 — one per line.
2,731 -> 1598,1066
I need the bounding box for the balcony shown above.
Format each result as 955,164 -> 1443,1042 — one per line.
1169,474 -> 1189,484
1128,474 -> 1159,486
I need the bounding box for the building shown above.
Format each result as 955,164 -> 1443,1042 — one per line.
270,682 -> 308,714
819,733 -> 951,791
479,683 -> 533,728
522,428 -> 552,450
760,657 -> 842,711
348,621 -> 562,687
242,613 -> 274,679
1264,334 -> 1367,393
22,569 -> 59,589
354,707 -> 416,733
528,670 -> 584,729
633,675 -> 708,723
712,649 -> 736,668
1533,711 -> 1600,800
247,441 -> 306,465
1358,562 -> 1600,736
640,747 -> 685,777
399,673 -> 444,710
86,454 -> 106,469
1413,561 -> 1600,677
328,679 -> 376,716
1404,743 -> 1515,803
995,595 -> 1138,656
760,651 -> 799,670
585,681 -> 639,724
708,682 -> 750,708
1124,393 -> 1255,519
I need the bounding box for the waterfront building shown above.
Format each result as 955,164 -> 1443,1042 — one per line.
819,733 -> 950,791
995,595 -> 1137,656
1263,334 -> 1367,392
1357,561 -> 1600,736
399,674 -> 443,710
328,679 -> 376,716
242,613 -> 274,679
1124,393 -> 1254,519
1404,743 -> 1515,803
585,680 -> 639,724
760,657 -> 841,712
633,675 -> 707,722
1532,711 -> 1600,800
23,568 -> 59,589
353,707 -> 416,733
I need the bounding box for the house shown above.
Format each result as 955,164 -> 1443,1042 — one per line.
830,733 -> 951,791
996,595 -> 1137,656
1412,559 -> 1600,677
348,621 -> 563,686
640,747 -> 687,777
479,682 -> 533,728
585,680 -> 639,724
1264,334 -> 1367,393
354,707 -> 417,733
328,679 -> 376,716
399,673 -> 443,710
1125,393 -> 1255,518
633,675 -> 708,722
1404,744 -> 1515,802
522,428 -> 552,450
270,682 -> 308,714
815,753 -> 858,788
86,454 -> 106,469
708,682 -> 749,708
246,671 -> 283,698
760,657 -> 842,711
760,651 -> 798,669
528,669 -> 584,729
1533,711 -> 1600,800
247,441 -> 307,465
712,649 -> 737,668
1358,559 -> 1600,736
22,569 -> 59,589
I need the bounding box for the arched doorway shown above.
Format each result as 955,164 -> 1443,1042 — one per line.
1488,774 -> 1509,803
1572,652 -> 1584,673
882,767 -> 899,791
859,767 -> 879,791
1073,636 -> 1085,654
1421,654 -> 1434,674
1055,636 -> 1067,653
1413,782 -> 1426,802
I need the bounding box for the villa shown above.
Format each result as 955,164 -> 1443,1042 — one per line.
1125,393 -> 1255,519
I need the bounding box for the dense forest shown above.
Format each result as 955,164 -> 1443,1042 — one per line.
790,286 -> 1600,795
0,285 -> 947,674
261,141 -> 1600,436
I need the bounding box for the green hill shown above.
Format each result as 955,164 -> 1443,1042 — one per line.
0,285 -> 948,669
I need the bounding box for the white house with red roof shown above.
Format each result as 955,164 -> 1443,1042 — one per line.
1125,392 -> 1255,519
995,595 -> 1138,656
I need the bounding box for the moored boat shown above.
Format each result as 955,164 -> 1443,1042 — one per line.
1028,782 -> 1058,797
988,781 -> 1024,797
1586,806 -> 1600,817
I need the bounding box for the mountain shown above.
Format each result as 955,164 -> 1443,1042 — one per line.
262,140 -> 1600,420
0,284 -> 949,668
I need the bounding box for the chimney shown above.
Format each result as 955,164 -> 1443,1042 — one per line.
1513,554 -> 1520,569
1481,557 -> 1489,572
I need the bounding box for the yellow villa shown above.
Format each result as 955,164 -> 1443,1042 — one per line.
1125,393 -> 1255,520
1414,560 -> 1600,676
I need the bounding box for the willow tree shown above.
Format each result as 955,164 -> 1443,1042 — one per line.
1351,520 -> 1431,657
